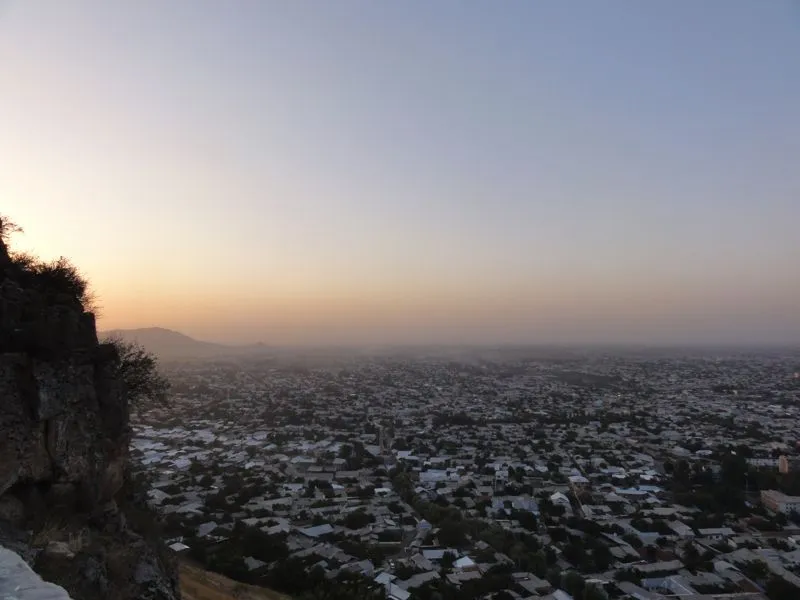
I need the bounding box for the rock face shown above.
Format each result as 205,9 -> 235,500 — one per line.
0,241 -> 179,600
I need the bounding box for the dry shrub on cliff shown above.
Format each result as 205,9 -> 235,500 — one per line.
29,256 -> 98,312
2,213 -> 99,313
8,250 -> 37,270
107,336 -> 170,406
0,214 -> 23,243
31,520 -> 88,553
31,520 -> 64,547
67,529 -> 89,554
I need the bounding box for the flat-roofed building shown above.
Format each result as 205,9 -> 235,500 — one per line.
761,489 -> 800,514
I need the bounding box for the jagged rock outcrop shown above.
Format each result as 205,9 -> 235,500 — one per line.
0,239 -> 179,600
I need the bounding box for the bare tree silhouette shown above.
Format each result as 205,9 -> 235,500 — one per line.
0,214 -> 23,260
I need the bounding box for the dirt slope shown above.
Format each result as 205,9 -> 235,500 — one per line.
179,561 -> 290,600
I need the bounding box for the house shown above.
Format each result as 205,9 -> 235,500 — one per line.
343,559 -> 374,576
512,572 -> 551,595
409,553 -> 435,571
299,524 -> 334,538
667,521 -> 695,539
545,590 -> 574,600
445,571 -> 482,586
762,490 -> 800,514
397,571 -> 438,590
290,456 -> 316,472
779,455 -> 800,473
383,582 -> 410,600
168,542 -> 189,553
634,560 -> 683,575
642,575 -> 697,596
453,556 -> 478,571
582,505 -> 612,520
196,521 -> 219,537
244,557 -> 267,571
697,527 -> 735,540
747,457 -> 778,469
264,522 -> 291,536
147,489 -> 171,507
616,581 -> 668,599
422,548 -> 459,562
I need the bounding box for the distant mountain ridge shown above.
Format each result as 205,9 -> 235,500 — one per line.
100,327 -> 251,359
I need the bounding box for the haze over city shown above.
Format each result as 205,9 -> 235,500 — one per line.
1,1 -> 798,346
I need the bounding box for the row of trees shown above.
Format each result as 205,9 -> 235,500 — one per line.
184,524 -> 386,599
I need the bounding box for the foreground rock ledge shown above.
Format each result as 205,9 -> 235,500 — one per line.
0,237 -> 179,600
0,546 -> 72,600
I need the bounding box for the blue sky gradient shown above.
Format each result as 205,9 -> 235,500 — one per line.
1,1 -> 798,344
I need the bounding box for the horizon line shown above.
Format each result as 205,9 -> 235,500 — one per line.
99,327 -> 800,352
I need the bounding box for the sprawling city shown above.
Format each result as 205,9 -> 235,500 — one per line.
3,3 -> 798,600
130,348 -> 800,600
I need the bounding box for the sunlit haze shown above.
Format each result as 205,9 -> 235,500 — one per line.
1,1 -> 798,346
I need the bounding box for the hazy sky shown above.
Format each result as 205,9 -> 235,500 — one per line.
1,1 -> 798,345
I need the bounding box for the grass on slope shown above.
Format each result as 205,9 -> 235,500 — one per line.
179,561 -> 290,600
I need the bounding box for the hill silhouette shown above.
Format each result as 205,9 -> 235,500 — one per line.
100,327 -> 249,359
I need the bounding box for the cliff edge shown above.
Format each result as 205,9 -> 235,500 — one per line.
0,233 -> 179,600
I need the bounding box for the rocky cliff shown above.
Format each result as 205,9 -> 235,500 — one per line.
0,236 -> 179,600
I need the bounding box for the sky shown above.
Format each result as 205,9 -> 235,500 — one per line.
1,1 -> 799,346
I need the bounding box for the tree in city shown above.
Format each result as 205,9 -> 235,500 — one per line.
298,572 -> 387,600
437,518 -> 469,548
743,560 -> 769,582
682,541 -> 701,570
583,583 -> 607,600
440,551 -> 457,571
766,575 -> 800,600
342,509 -> 374,529
592,542 -> 613,571
614,568 -> 640,583
562,571 -> 586,598
546,566 -> 562,588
